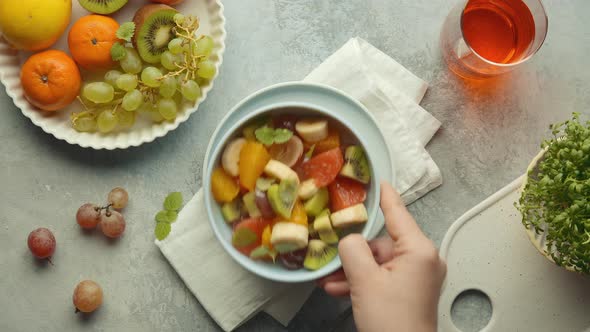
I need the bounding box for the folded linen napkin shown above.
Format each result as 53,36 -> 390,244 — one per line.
156,37 -> 442,332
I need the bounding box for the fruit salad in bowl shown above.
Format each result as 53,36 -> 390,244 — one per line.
204,97 -> 383,282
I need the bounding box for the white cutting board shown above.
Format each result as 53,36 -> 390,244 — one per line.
438,176 -> 590,332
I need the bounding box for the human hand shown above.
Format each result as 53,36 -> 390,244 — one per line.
317,182 -> 446,332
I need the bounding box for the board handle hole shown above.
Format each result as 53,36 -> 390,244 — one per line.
451,289 -> 492,332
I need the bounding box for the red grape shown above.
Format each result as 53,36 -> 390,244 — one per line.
255,190 -> 275,218
108,187 -> 128,209
279,248 -> 307,270
73,280 -> 103,313
99,210 -> 126,238
76,203 -> 101,229
27,228 -> 56,259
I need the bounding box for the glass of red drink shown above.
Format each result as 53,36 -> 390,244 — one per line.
441,0 -> 548,80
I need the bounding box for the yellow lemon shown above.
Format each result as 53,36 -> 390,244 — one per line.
0,0 -> 72,51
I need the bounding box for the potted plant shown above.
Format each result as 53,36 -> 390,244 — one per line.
517,113 -> 590,274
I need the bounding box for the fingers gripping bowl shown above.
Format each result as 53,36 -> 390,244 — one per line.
203,82 -> 393,283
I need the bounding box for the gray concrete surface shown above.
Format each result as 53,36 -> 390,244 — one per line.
1,0 -> 589,331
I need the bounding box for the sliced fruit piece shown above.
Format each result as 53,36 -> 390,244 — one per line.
313,212 -> 339,244
264,159 -> 300,183
250,245 -> 276,261
221,200 -> 241,223
313,129 -> 341,155
270,222 -> 309,253
328,177 -> 367,211
331,203 -> 368,228
255,177 -> 276,192
303,239 -> 338,270
242,125 -> 257,141
239,142 -> 271,191
340,146 -> 371,184
232,217 -> 271,256
295,119 -> 329,143
132,4 -> 178,64
267,179 -> 299,219
255,190 -> 275,218
79,0 -> 129,14
242,192 -> 262,218
302,148 -> 344,187
261,225 -> 272,249
298,179 -> 319,200
304,188 -> 329,217
273,114 -> 297,131
279,248 -> 307,270
222,138 -> 246,177
211,167 -> 240,203
269,136 -> 304,167
289,201 -> 308,226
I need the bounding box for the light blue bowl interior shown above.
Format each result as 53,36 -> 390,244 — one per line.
203,82 -> 392,283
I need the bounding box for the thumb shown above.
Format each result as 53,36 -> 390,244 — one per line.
380,181 -> 421,241
338,234 -> 379,285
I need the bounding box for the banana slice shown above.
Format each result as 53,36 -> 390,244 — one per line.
331,204 -> 368,228
221,138 -> 246,177
313,212 -> 339,244
298,179 -> 318,200
264,159 -> 300,183
295,119 -> 328,143
271,222 -> 309,253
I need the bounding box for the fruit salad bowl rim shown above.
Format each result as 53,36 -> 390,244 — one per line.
203,81 -> 390,283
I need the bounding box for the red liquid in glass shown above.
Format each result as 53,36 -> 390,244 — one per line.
462,0 -> 536,64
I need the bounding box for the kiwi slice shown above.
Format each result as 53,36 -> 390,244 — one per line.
242,192 -> 262,218
267,179 -> 298,219
304,188 -> 329,217
79,0 -> 128,14
221,200 -> 241,223
340,146 -> 371,184
132,4 -> 178,64
303,239 -> 338,270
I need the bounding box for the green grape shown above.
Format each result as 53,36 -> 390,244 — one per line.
97,110 -> 118,133
150,109 -> 165,123
180,80 -> 201,101
161,51 -> 178,70
197,60 -> 216,79
158,98 -> 177,120
168,38 -> 184,55
72,116 -> 96,132
117,111 -> 135,128
173,13 -> 185,25
104,70 -> 122,87
121,48 -> 142,74
116,74 -> 138,92
83,82 -> 114,104
141,67 -> 162,87
195,36 -> 214,57
122,89 -> 143,111
159,76 -> 177,98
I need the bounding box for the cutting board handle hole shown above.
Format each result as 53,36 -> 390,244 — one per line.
451,289 -> 493,332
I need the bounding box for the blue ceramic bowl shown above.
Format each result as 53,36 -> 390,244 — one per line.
203,82 -> 393,283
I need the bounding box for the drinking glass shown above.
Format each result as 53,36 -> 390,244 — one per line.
441,0 -> 548,80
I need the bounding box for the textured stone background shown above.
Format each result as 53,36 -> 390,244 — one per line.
1,0 -> 589,331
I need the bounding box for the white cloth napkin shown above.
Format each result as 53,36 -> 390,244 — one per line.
156,37 -> 442,332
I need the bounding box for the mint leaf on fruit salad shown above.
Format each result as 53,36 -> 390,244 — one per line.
255,126 -> 294,146
517,113 -> 590,274
154,192 -> 184,241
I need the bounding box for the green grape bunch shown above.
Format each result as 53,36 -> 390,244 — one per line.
70,14 -> 216,134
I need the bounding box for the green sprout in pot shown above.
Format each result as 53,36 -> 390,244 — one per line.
517,113 -> 590,274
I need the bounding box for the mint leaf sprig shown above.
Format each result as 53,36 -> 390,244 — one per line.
155,192 -> 184,241
255,125 -> 293,146
517,113 -> 590,274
